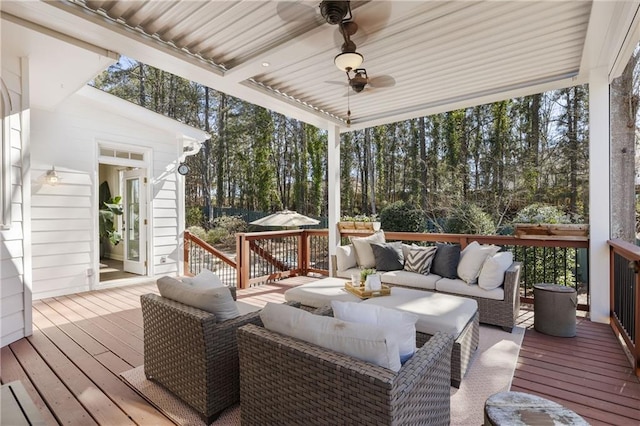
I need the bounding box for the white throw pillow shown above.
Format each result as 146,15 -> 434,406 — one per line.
350,231 -> 386,268
336,244 -> 357,271
157,276 -> 240,321
478,252 -> 514,290
181,268 -> 224,289
260,302 -> 401,372
457,242 -> 500,284
331,300 -> 418,364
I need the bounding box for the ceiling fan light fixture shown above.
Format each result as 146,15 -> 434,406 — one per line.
334,51 -> 363,72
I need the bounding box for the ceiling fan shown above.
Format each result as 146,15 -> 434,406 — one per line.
279,1 -> 395,123
319,2 -> 395,95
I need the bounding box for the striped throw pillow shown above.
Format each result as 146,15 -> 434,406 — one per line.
404,246 -> 438,275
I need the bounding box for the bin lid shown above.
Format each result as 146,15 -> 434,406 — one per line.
533,283 -> 576,293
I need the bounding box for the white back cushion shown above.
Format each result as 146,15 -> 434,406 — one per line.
331,300 -> 417,363
157,276 -> 240,321
260,302 -> 401,371
181,268 -> 224,288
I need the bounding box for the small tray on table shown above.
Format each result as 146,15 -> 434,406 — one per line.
344,282 -> 391,299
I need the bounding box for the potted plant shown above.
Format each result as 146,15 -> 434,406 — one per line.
512,203 -> 588,240
338,215 -> 381,232
359,268 -> 377,287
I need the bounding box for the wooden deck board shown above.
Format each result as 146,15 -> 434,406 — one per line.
8,338 -> 98,425
514,307 -> 640,425
0,346 -> 59,425
1,279 -> 638,425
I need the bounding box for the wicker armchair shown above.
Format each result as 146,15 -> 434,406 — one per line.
140,289 -> 261,423
237,321 -> 454,425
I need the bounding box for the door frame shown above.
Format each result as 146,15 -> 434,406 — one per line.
95,141 -> 152,289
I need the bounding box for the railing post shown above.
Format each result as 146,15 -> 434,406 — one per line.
300,230 -> 309,275
237,233 -> 251,289
184,230 -> 190,276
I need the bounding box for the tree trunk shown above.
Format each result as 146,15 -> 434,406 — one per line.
216,92 -> 227,208
610,53 -> 638,242
365,128 -> 376,215
419,117 -> 428,211
201,86 -> 212,224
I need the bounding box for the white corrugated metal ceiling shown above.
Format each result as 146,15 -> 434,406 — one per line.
3,0 -> 639,131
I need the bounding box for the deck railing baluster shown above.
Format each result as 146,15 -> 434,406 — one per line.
608,239 -> 640,377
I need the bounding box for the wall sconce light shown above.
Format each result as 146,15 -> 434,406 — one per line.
45,166 -> 60,185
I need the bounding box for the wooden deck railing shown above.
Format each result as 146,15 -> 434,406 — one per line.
185,229 -> 589,307
183,231 -> 237,286
608,238 -> 640,377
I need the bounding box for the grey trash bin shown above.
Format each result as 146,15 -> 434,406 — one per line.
533,283 -> 577,337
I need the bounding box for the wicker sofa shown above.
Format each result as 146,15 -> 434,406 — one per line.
237,320 -> 454,425
140,289 -> 262,423
334,257 -> 522,332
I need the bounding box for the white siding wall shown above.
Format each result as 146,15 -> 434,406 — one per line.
30,93 -> 183,299
1,56 -> 31,347
152,148 -> 182,275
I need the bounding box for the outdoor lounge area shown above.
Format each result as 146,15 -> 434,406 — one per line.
1,276 -> 638,425
3,1 -> 640,424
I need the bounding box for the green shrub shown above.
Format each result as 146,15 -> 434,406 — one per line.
187,225 -> 207,240
513,203 -> 571,224
379,201 -> 425,232
213,215 -> 248,234
206,227 -> 228,244
186,206 -> 204,228
444,204 -> 495,235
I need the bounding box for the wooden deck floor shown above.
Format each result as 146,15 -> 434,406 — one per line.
1,278 -> 638,425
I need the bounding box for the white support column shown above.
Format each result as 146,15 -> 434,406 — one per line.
327,124 -> 341,276
589,67 -> 610,324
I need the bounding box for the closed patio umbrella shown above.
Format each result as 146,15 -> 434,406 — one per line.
250,209 -> 320,227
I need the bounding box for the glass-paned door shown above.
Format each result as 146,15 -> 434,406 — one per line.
123,169 -> 147,275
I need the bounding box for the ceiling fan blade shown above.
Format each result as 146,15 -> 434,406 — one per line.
368,75 -> 396,88
277,2 -> 322,24
350,1 -> 391,42
325,80 -> 348,86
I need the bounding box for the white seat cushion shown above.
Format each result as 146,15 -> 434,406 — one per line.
380,270 -> 441,290
362,287 -> 477,337
260,302 -> 401,371
436,277 -> 504,301
283,277 -> 360,307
